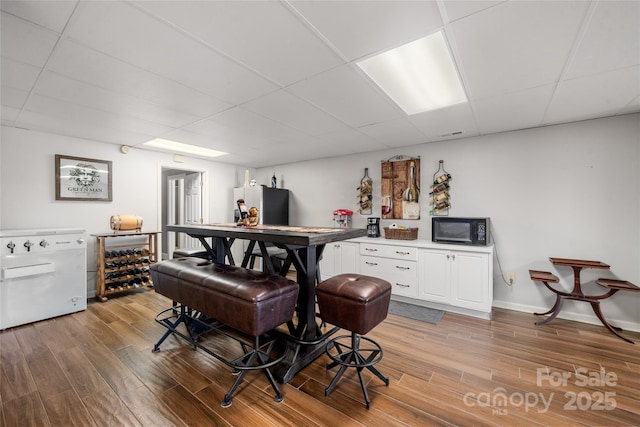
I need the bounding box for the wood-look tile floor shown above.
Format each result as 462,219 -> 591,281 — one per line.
1,288 -> 639,426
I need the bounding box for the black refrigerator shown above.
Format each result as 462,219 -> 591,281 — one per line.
233,186 -> 289,225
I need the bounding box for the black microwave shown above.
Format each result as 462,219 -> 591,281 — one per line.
432,217 -> 490,246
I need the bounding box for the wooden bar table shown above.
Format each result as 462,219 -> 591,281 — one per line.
166,223 -> 366,381
531,257 -> 639,343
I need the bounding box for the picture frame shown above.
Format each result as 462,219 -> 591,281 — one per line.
55,154 -> 112,201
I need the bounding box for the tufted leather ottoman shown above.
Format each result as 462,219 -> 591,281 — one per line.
150,257 -> 299,407
316,273 -> 391,409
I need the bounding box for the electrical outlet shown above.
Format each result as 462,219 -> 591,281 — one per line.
507,272 -> 516,285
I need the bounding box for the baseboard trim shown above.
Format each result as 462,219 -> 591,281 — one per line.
492,300 -> 640,333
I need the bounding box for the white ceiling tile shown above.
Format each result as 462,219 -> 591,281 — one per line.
314,129 -> 388,153
204,107 -> 311,143
1,0 -> 77,33
289,0 -> 443,61
358,118 -> 427,147
0,85 -> 29,109
1,57 -> 41,91
0,11 -> 59,67
544,66 -> 640,125
472,85 -> 555,134
135,1 -> 342,86
64,2 -> 276,104
23,94 -> 174,137
442,1 -> 505,23
288,65 -> 402,127
451,1 -> 590,100
1,105 -> 21,123
242,90 -> 350,136
46,40 -> 231,118
408,103 -> 479,140
564,1 -> 640,79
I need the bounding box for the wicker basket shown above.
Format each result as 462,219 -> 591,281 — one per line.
383,227 -> 418,240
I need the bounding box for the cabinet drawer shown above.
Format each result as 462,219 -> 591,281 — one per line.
360,244 -> 417,261
359,256 -> 418,297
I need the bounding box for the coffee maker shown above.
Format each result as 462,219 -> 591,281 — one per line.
367,217 -> 381,237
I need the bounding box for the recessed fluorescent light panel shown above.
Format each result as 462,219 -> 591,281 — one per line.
357,31 -> 467,115
143,138 -> 227,158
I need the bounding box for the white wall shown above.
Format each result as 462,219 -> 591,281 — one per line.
2,114 -> 638,331
253,114 -> 640,331
0,126 -> 245,296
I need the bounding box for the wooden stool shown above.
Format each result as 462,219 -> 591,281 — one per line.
316,273 -> 391,409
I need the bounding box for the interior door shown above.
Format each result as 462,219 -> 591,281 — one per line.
166,172 -> 203,258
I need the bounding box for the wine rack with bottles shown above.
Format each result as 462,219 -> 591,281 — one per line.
430,160 -> 451,216
357,167 -> 373,214
93,231 -> 159,302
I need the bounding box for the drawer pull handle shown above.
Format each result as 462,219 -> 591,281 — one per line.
395,251 -> 410,255
365,262 -> 378,266
395,283 -> 410,288
365,248 -> 378,252
395,266 -> 410,270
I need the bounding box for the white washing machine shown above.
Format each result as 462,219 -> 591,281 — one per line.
0,228 -> 87,330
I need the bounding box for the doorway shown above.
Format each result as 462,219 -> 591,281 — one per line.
161,167 -> 206,260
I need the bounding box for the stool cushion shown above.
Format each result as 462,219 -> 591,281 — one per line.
150,257 -> 299,336
173,247 -> 210,259
317,273 -> 391,335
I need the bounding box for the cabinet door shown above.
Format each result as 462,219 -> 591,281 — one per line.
319,243 -> 337,280
450,251 -> 490,311
418,249 -> 451,304
338,242 -> 359,274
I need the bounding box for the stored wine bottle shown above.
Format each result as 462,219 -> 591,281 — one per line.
429,200 -> 450,214
431,191 -> 449,202
429,182 -> 449,195
237,199 -> 249,219
402,161 -> 420,219
433,172 -> 451,185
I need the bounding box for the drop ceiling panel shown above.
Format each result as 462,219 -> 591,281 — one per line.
408,103 -> 479,140
0,86 -> 29,110
34,71 -> 201,128
64,2 -> 276,104
442,1 -> 505,23
289,0 -> 443,61
1,57 -> 41,91
451,1 -> 590,100
1,0 -> 77,33
288,65 -> 402,127
472,84 -> 555,135
358,118 -> 427,148
242,90 -> 350,136
0,12 -> 59,67
135,1 -> 342,86
544,66 -> 640,125
46,40 -> 232,118
564,1 -> 640,79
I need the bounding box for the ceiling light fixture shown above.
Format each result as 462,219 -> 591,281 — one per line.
357,31 -> 467,115
143,138 -> 227,158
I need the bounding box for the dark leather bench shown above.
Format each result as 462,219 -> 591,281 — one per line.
149,257 -> 299,407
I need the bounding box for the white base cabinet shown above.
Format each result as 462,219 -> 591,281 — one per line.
319,242 -> 359,280
419,248 -> 491,313
321,238 -> 494,319
359,242 -> 418,298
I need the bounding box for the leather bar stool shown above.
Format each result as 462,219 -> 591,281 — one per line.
316,273 -> 391,409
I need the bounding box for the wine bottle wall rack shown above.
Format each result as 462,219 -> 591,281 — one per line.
357,167 -> 373,215
431,160 -> 451,216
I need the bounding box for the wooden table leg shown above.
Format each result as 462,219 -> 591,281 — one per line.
535,295 -> 565,325
589,301 -> 635,344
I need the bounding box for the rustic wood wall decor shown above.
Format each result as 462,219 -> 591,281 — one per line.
381,156 -> 420,220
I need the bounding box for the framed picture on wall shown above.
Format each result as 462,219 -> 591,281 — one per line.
55,154 -> 112,201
